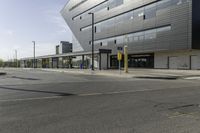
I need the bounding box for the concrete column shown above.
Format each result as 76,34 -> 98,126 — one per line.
36,59 -> 38,68
82,55 -> 85,69
69,57 -> 73,68
37,59 -> 42,68
49,58 -> 53,68
20,60 -> 25,68
99,53 -> 101,70
107,53 -> 110,69
42,59 -> 46,68
25,60 -> 27,68
24,60 -> 26,68
31,59 -> 34,68
58,57 -> 63,68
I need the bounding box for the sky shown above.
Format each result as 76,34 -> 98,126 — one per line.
0,0 -> 73,60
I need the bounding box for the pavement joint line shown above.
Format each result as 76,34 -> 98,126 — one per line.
0,96 -> 63,102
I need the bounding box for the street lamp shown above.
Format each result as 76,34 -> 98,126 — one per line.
15,50 -> 18,68
88,12 -> 94,71
32,41 -> 36,68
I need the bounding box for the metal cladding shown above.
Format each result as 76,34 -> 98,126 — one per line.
61,0 -> 195,55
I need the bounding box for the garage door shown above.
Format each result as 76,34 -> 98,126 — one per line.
169,57 -> 178,69
191,55 -> 199,70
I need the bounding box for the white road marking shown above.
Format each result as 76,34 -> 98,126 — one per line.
184,77 -> 200,80
78,93 -> 103,96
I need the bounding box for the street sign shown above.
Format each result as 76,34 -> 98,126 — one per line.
117,47 -> 123,51
118,52 -> 122,61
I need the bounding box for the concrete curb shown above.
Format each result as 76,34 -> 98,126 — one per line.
39,69 -> 200,80
40,69 -> 133,78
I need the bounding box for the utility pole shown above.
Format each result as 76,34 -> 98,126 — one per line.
88,12 -> 94,71
32,41 -> 36,68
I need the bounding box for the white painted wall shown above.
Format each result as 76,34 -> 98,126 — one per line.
100,54 -> 108,70
155,50 -> 200,70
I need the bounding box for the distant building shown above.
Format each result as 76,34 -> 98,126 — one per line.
56,41 -> 73,55
56,45 -> 60,55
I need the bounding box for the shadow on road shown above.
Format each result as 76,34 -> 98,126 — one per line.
11,76 -> 40,81
0,86 -> 74,96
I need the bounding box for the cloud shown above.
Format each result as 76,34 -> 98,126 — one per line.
43,9 -> 71,34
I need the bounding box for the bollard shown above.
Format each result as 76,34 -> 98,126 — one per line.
124,45 -> 128,73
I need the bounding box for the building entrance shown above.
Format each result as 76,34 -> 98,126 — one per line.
110,53 -> 154,69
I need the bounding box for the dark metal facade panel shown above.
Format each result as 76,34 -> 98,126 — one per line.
192,0 -> 200,49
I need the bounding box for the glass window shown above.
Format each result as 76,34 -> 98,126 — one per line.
127,34 -> 133,42
92,26 -> 171,46
132,31 -> 144,41
96,23 -> 101,33
134,36 -> 139,42
107,37 -> 115,43
116,35 -> 124,44
81,26 -> 91,31
102,39 -> 108,46
145,33 -> 156,40
94,40 -> 101,45
139,35 -> 144,41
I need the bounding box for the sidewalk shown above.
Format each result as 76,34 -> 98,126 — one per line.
40,68 -> 200,80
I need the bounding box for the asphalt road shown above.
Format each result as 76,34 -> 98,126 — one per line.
0,68 -> 200,133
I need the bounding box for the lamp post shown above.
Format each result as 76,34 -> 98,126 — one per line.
88,12 -> 94,71
32,41 -> 36,68
15,50 -> 18,68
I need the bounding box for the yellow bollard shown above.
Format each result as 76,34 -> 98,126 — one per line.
124,45 -> 128,73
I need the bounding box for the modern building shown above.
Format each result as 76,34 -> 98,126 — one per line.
20,41 -> 111,69
56,41 -> 73,54
61,0 -> 200,70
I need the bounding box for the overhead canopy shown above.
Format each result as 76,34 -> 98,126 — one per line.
21,49 -> 112,60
